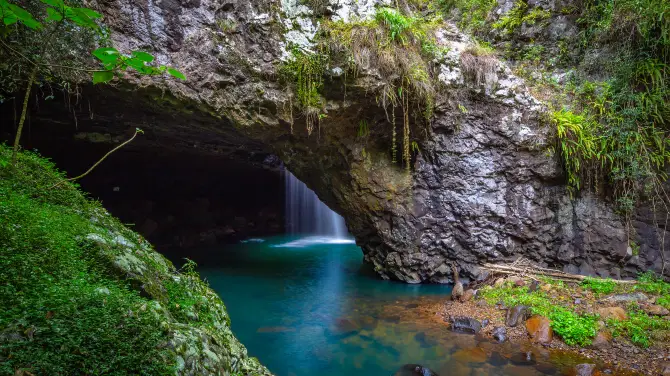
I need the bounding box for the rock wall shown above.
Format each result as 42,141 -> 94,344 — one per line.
13,0 -> 666,282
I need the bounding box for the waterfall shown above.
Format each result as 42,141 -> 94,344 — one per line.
284,170 -> 348,239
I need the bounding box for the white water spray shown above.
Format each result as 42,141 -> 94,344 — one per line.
284,170 -> 349,240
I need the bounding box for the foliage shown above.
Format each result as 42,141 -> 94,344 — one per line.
478,285 -> 598,346
323,6 -> 444,170
634,271 -> 670,295
581,277 -> 616,295
0,145 -> 175,374
0,0 -> 185,84
492,1 -> 551,35
438,0 -> 497,33
1,0 -> 185,164
279,46 -> 329,135
608,310 -> 670,347
548,309 -> 598,346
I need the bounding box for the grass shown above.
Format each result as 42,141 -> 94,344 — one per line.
0,145 -> 175,374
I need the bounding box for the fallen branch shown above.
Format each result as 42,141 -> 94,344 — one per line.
481,258 -> 637,284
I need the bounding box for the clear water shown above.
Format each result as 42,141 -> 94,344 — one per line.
180,235 -> 601,376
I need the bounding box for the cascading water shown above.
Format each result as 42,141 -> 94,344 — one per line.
280,170 -> 352,247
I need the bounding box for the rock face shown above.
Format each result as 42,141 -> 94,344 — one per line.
6,0 -> 667,282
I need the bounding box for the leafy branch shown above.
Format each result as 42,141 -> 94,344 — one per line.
0,0 -> 186,164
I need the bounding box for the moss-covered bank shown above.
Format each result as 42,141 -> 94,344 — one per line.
0,145 -> 271,375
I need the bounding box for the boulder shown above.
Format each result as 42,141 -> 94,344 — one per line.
449,316 -> 482,334
643,304 -> 669,316
506,305 -> 530,327
660,362 -> 670,376
601,293 -> 649,303
589,329 -> 612,349
492,326 -> 507,343
597,307 -> 627,321
393,364 -> 439,376
525,315 -> 553,344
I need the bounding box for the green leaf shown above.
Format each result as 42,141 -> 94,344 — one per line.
92,47 -> 119,63
46,7 -> 63,21
167,67 -> 186,80
40,0 -> 65,6
7,3 -> 41,29
131,51 -> 154,63
66,7 -> 101,29
92,70 -> 114,84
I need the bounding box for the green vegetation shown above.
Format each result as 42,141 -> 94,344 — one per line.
0,145 -> 262,374
479,284 -> 598,346
608,310 -> 670,348
281,6 -> 447,169
480,273 -> 670,348
581,277 -> 616,295
0,145 -> 174,374
279,46 -> 329,135
438,0 -> 497,33
491,1 -> 550,35
0,0 -> 184,164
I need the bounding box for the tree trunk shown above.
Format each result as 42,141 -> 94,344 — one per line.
12,65 -> 38,165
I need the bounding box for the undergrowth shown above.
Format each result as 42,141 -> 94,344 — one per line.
480,273 -> 670,348
0,145 -> 175,374
479,285 -> 598,346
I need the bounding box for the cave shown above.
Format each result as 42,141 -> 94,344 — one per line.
0,86 -> 287,252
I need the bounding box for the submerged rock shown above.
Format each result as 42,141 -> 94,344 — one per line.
449,316 -> 482,334
393,364 -> 439,376
573,363 -> 596,376
506,305 -> 530,327
509,351 -> 536,366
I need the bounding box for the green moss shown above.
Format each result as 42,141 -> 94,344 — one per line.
0,145 -> 175,375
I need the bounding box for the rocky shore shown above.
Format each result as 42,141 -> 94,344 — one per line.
437,275 -> 670,375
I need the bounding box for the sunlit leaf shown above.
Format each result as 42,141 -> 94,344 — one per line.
92,70 -> 114,84
92,47 -> 119,63
167,67 -> 186,80
46,7 -> 63,21
131,51 -> 154,63
7,3 -> 41,29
